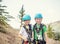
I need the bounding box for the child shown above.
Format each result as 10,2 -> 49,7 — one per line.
33,13 -> 47,44
18,14 -> 32,44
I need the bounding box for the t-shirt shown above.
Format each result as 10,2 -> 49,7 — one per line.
19,25 -> 33,39
19,27 -> 28,38
33,24 -> 47,40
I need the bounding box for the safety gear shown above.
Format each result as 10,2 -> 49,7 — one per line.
33,24 -> 46,44
23,24 -> 32,44
35,13 -> 43,19
33,24 -> 44,40
22,14 -> 31,21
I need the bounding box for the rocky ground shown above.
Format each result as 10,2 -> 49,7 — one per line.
0,24 -> 21,44
0,21 -> 60,44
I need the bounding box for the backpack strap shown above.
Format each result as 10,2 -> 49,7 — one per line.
33,24 -> 45,41
23,24 -> 32,38
28,24 -> 32,38
23,24 -> 32,43
33,24 -> 44,33
41,24 -> 44,41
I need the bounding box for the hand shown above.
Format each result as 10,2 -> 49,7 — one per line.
23,38 -> 28,42
31,38 -> 33,41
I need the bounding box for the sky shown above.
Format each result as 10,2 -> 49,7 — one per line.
1,0 -> 60,29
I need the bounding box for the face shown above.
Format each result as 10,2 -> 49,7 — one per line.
35,18 -> 42,24
24,20 -> 30,25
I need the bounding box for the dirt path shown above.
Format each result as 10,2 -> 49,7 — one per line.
47,38 -> 60,44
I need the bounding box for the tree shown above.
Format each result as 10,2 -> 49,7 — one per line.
0,0 -> 14,26
19,5 -> 25,27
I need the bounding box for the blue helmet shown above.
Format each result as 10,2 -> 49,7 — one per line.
22,14 -> 31,21
35,13 -> 43,19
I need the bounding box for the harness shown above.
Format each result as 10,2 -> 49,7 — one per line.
23,24 -> 32,44
33,24 -> 44,41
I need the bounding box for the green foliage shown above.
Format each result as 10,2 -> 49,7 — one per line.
47,25 -> 54,38
0,15 -> 14,25
4,15 -> 14,19
19,5 -> 25,16
19,5 -> 25,27
47,24 -> 60,41
0,1 -> 14,26
0,15 -> 7,25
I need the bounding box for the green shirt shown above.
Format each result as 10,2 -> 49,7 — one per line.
33,24 -> 47,40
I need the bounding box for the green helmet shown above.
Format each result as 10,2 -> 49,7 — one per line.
22,14 -> 31,21
35,13 -> 43,19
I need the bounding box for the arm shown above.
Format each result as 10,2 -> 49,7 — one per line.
18,34 -> 27,41
43,25 -> 48,44
18,27 -> 27,41
44,32 -> 48,43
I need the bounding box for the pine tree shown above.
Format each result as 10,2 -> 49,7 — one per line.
19,5 -> 25,27
0,0 -> 14,25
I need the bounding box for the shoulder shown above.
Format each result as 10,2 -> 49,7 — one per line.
33,23 -> 36,28
40,24 -> 47,31
29,24 -> 33,28
29,24 -> 33,30
41,24 -> 47,32
29,24 -> 32,27
20,26 -> 25,31
41,24 -> 46,27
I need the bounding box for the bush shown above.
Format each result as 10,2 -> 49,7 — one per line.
47,25 -> 60,41
47,25 -> 54,38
